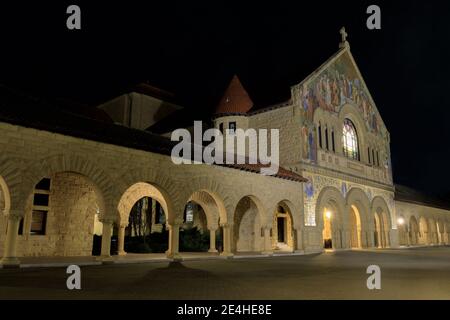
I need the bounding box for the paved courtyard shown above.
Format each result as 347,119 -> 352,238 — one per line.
0,247 -> 449,299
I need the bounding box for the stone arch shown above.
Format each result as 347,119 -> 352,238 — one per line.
117,182 -> 174,226
186,177 -> 237,225
0,175 -> 11,215
346,188 -> 371,248
315,186 -> 346,249
233,195 -> 266,253
116,167 -> 186,224
272,200 -> 297,251
20,154 -> 114,219
371,196 -> 392,248
187,190 -> 224,231
0,155 -> 24,215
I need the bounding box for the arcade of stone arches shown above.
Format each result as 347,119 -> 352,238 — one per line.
397,214 -> 450,246
1,163 -> 449,266
0,162 -> 304,265
315,186 -> 394,249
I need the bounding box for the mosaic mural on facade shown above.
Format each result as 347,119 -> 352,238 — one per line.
297,51 -> 389,163
303,172 -> 395,227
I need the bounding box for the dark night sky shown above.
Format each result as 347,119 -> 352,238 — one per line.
1,1 -> 450,197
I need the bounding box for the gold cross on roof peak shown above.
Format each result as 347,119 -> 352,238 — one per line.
339,27 -> 350,49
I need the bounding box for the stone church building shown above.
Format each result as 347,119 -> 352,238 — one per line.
0,34 -> 449,266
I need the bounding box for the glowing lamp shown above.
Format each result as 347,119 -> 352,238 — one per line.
325,211 -> 332,219
397,217 -> 405,225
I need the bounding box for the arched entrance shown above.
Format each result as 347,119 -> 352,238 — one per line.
371,197 -> 392,248
183,190 -> 223,254
409,216 -> 419,245
118,182 -> 174,257
123,196 -> 167,254
234,196 -> 264,253
272,203 -> 294,252
374,212 -> 382,248
349,205 -> 362,248
316,187 -> 346,250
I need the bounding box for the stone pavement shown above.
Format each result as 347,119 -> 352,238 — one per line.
0,246 -> 449,299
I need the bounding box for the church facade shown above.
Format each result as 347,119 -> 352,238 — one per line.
0,36 -> 449,266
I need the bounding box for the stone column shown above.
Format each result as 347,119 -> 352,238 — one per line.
117,224 -> 127,256
294,227 -> 305,253
0,213 -> 22,267
100,219 -> 114,260
166,222 -> 182,260
367,227 -> 375,248
208,229 -> 218,253
262,227 -> 273,255
220,223 -> 234,257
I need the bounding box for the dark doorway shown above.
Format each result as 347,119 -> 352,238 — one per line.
277,217 -> 285,243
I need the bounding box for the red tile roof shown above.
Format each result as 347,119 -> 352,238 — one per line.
222,163 -> 307,183
215,75 -> 253,115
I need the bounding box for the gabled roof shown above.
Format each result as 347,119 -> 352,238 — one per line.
215,75 -> 254,116
291,46 -> 389,136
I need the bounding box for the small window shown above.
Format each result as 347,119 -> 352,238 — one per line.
372,149 -> 375,166
30,210 -> 47,235
228,122 -> 236,134
219,123 -> 224,134
33,193 -> 49,206
35,178 -> 51,191
331,130 -> 335,153
325,127 -> 329,150
376,151 -> 380,167
318,124 -> 323,148
367,147 -> 371,164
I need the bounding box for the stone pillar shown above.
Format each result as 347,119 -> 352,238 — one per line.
262,227 -> 273,255
367,227 -> 375,248
166,222 -> 182,260
100,219 -> 114,259
342,228 -> 351,249
388,229 -> 398,248
220,223 -> 234,257
0,213 -> 22,267
294,227 -> 304,253
208,229 -> 218,253
117,225 -> 127,256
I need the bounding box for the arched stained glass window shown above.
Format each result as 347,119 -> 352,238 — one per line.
342,119 -> 359,160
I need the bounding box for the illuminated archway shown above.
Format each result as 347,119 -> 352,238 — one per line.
316,187 -> 346,250
349,205 -> 362,248
371,197 -> 392,248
